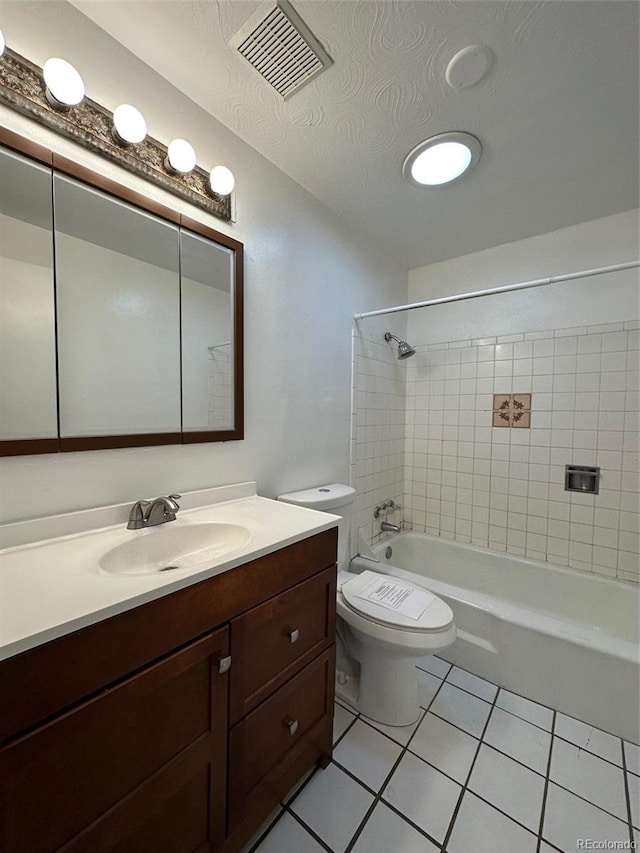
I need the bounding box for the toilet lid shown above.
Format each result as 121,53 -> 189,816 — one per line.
340,570 -> 454,632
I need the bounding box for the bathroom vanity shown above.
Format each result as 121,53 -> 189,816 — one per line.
0,488 -> 338,853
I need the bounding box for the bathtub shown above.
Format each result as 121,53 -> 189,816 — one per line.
350,532 -> 640,743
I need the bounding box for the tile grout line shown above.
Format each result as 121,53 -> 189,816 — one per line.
536,708 -> 557,853
620,740 -> 636,845
439,683 -> 502,852
342,674 -> 450,853
284,808 -> 335,852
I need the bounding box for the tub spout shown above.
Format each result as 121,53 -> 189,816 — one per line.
380,521 -> 401,533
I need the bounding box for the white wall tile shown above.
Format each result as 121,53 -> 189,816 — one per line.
355,322 -> 639,584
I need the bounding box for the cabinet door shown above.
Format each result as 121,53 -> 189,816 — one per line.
0,628 -> 229,853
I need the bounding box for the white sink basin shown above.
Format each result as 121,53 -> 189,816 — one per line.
100,522 -> 252,576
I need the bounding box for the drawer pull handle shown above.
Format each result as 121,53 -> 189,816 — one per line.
288,629 -> 300,644
285,718 -> 299,736
217,655 -> 232,674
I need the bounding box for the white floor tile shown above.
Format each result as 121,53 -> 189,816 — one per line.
496,689 -> 553,732
382,751 -> 461,844
447,791 -> 537,853
555,712 -> 623,765
550,738 -> 627,821
625,739 -> 640,776
543,782 -> 631,850
363,710 -> 424,746
333,720 -> 403,792
416,654 -> 451,679
333,702 -> 356,744
484,706 -> 551,774
417,669 -> 443,709
446,666 -> 498,702
628,770 -> 639,828
409,711 -> 479,783
290,763 -> 374,853
282,767 -> 315,805
253,813 -> 325,853
468,744 -> 546,832
351,801 -> 439,853
429,682 -> 492,737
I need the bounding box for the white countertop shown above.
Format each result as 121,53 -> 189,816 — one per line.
0,484 -> 339,661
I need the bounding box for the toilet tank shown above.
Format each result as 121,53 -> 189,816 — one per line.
277,483 -> 355,570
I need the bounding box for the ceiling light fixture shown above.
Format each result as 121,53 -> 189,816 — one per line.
43,57 -> 85,110
112,104 -> 147,145
165,138 -> 197,174
403,131 -> 481,187
209,166 -> 235,196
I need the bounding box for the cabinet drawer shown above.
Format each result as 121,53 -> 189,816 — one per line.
0,629 -> 229,853
229,647 -> 334,811
230,567 -> 336,722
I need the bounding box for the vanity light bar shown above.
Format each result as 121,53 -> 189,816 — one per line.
0,42 -> 235,217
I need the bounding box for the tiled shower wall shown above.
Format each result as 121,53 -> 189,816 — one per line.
403,320 -> 640,584
350,332 -> 405,557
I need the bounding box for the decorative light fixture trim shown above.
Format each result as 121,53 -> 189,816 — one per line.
0,47 -> 231,222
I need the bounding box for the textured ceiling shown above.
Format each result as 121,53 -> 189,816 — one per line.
68,1 -> 640,267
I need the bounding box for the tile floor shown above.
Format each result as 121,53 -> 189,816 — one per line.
243,657 -> 639,853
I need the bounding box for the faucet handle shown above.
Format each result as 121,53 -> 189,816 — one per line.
127,499 -> 150,530
167,494 -> 181,509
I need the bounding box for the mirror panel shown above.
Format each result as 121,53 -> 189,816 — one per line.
181,229 -> 235,432
54,175 -> 181,437
0,148 -> 58,440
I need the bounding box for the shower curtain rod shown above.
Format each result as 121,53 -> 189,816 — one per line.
353,260 -> 640,321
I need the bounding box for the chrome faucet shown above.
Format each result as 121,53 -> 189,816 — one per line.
380,521 -> 401,533
127,494 -> 181,530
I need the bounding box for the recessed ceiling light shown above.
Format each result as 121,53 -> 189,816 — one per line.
403,132 -> 481,187
113,104 -> 147,145
43,57 -> 85,109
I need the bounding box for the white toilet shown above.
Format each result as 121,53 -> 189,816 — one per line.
277,483 -> 456,726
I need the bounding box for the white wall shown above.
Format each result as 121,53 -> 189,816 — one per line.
408,210 -> 639,345
0,2 -> 407,524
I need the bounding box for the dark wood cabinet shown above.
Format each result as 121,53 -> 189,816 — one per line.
0,528 -> 337,853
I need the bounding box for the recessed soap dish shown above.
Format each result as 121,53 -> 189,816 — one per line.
565,465 -> 600,495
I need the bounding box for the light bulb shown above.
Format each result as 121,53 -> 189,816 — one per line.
403,132 -> 481,188
209,165 -> 235,196
411,142 -> 472,186
43,57 -> 85,109
166,138 -> 196,174
0,29 -> 5,58
113,104 -> 147,145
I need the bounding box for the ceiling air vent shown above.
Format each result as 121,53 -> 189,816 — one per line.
230,0 -> 333,100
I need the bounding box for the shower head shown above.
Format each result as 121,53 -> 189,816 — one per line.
384,332 -> 416,360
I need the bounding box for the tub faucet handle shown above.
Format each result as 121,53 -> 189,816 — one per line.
374,498 -> 398,518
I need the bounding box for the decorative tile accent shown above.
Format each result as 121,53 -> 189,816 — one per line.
492,393 -> 532,428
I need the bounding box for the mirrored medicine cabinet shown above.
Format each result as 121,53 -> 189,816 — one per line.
0,128 -> 244,456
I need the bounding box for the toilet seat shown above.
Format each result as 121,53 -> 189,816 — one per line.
339,570 -> 454,633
